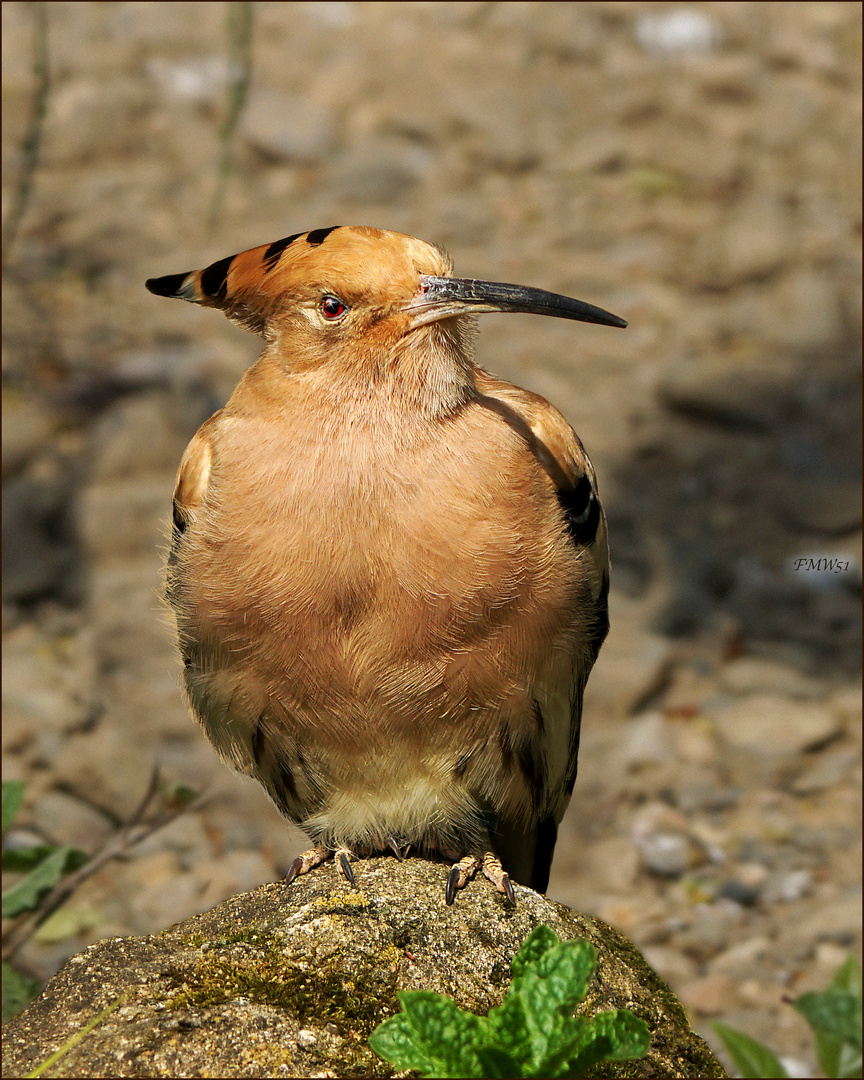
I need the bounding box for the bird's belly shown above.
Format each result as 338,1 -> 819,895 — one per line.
170,447 -> 582,844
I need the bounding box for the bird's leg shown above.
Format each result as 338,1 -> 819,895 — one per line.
285,844 -> 358,887
444,850 -> 517,906
481,850 -> 516,906
284,844 -> 333,885
445,854 -> 482,905
336,847 -> 356,886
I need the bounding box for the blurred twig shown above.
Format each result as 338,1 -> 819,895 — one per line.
2,765 -> 209,962
207,0 -> 253,236
2,1 -> 49,267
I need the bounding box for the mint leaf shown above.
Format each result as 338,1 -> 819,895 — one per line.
588,1009 -> 652,1061
369,991 -> 485,1078
510,924 -> 559,979
369,928 -> 651,1078
486,989 -> 534,1062
474,1046 -> 522,1077
829,956 -> 862,998
489,939 -> 593,1070
814,1028 -> 862,1080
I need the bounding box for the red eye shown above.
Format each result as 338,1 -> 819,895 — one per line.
321,295 -> 347,319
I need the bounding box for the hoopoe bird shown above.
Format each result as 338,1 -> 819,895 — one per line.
146,226 -> 625,905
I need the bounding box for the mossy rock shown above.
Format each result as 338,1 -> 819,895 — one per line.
3,856 -> 727,1077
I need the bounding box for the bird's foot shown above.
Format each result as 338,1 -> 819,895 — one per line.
284,844 -> 334,886
445,850 -> 516,907
285,838 -> 408,889
285,845 -> 356,886
387,836 -> 408,861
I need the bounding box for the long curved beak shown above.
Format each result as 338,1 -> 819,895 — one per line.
410,276 -> 627,329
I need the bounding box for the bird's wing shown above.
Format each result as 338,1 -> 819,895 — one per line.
171,413 -> 219,538
166,413 -> 221,644
473,367 -> 609,601
473,368 -> 610,892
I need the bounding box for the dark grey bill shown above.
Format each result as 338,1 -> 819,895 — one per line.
419,276 -> 627,328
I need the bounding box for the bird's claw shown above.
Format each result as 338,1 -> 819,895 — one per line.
337,849 -> 356,886
445,851 -> 516,906
284,844 -> 332,885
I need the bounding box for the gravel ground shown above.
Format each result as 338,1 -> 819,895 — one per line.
2,3 -> 861,1074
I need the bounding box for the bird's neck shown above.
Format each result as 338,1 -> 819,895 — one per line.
265,321 -> 477,421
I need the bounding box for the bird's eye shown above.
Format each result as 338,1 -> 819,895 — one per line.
320,295 -> 348,320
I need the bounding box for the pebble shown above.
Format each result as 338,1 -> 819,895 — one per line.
119,851 -> 205,931
2,462 -> 80,605
620,711 -> 676,768
775,267 -> 847,353
677,900 -> 746,955
192,850 -> 278,909
27,789 -> 115,851
718,658 -> 824,701
242,89 -> 336,163
795,896 -> 862,945
1,393 -> 58,479
589,599 -> 672,717
634,831 -> 698,878
87,392 -> 188,482
791,747 -> 859,794
146,56 -> 236,106
640,945 -> 698,984
763,869 -> 813,904
78,478 -> 171,560
678,973 -> 738,1016
582,836 -> 640,894
710,935 -> 771,975
712,695 -> 843,757
635,8 -> 723,58
715,879 -> 761,907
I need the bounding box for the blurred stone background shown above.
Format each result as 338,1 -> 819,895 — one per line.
2,2 -> 860,1073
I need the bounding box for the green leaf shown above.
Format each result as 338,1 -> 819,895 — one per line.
2,845 -> 60,872
532,937 -> 597,1011
508,935 -> 595,1020
2,960 -> 40,1022
533,1012 -> 649,1079
368,928 -> 651,1079
161,782 -> 199,809
530,1017 -> 598,1078
33,905 -> 104,944
510,924 -> 559,979
1,846 -> 89,918
369,1013 -> 440,1075
486,989 -> 535,1063
369,991 -> 486,1078
499,935 -> 596,1068
589,1009 -> 652,1061
475,1046 -> 523,1077
2,780 -> 25,833
830,957 -> 862,998
794,987 -> 862,1050
814,1028 -> 862,1080
711,1020 -> 788,1079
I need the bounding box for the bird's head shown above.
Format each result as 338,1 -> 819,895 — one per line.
147,227 -> 625,409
